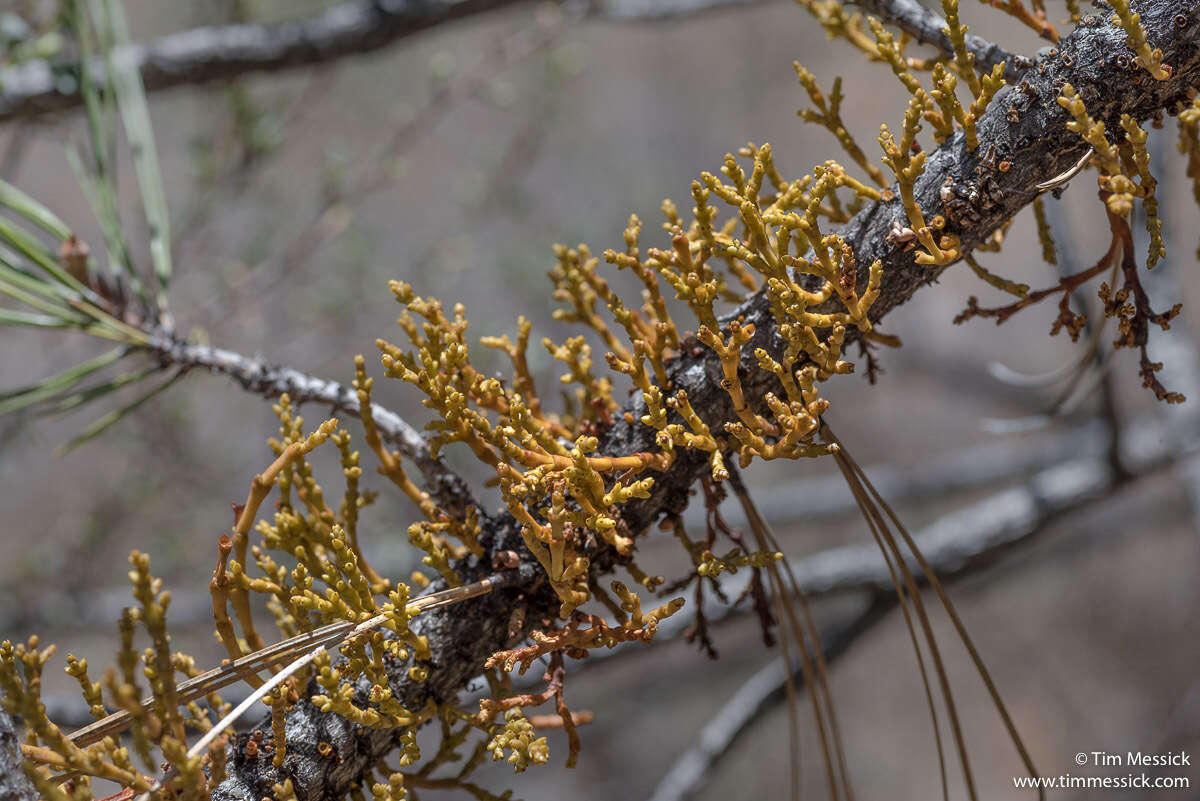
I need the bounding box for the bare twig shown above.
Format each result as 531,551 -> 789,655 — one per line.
596,0 -> 770,20
143,335 -> 479,517
1143,129 -> 1200,529
683,418 -> 1110,529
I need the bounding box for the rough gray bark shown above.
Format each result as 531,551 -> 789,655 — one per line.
195,3 -> 1200,798
0,711 -> 36,801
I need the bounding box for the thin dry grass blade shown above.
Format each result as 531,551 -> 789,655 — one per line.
730,471 -> 853,800
66,576 -> 502,748
828,430 -> 977,800
138,579 -> 498,801
729,469 -> 850,801
830,444 -> 950,801
773,574 -> 804,801
826,425 -> 1045,801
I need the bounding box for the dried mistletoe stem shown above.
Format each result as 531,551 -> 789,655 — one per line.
979,0 -> 1057,42
956,220 -> 1121,329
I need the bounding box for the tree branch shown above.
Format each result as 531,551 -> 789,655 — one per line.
0,0 -> 1020,124
683,418 -> 1109,528
0,0 -> 790,124
559,410 -> 1180,681
646,599 -> 889,801
0,0 -> 523,122
5,417 -> 1110,653
851,0 -> 1024,82
188,5 -> 1200,798
143,335 -> 479,518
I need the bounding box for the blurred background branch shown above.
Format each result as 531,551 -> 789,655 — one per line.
0,0 -> 523,121
0,0 -> 794,123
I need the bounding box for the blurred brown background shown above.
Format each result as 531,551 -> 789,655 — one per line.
2,1 -> 1199,798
